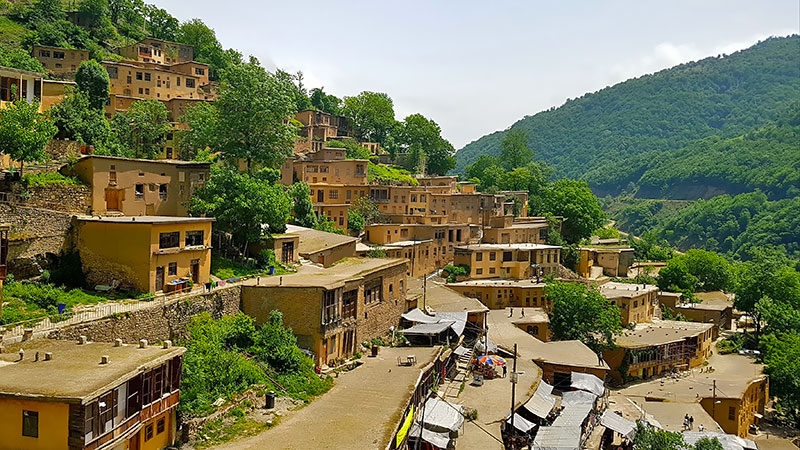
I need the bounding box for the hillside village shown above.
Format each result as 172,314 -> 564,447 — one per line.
0,2 -> 799,450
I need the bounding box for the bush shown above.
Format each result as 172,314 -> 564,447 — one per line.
0,281 -> 107,324
442,264 -> 470,282
22,172 -> 81,187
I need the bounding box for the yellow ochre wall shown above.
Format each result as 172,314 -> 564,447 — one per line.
0,398 -> 70,450
138,410 -> 175,450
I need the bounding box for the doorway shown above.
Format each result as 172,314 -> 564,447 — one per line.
317,190 -> 324,202
155,266 -> 164,291
105,189 -> 120,211
281,241 -> 294,264
190,259 -> 200,284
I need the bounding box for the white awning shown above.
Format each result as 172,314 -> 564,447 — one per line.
571,372 -> 605,397
600,410 -> 636,440
532,426 -> 581,450
507,412 -> 537,433
417,398 -> 464,433
561,390 -> 597,406
402,308 -> 440,323
401,308 -> 468,336
552,403 -> 592,427
402,322 -> 454,336
408,422 -> 450,449
522,382 -> 557,419
682,432 -> 758,450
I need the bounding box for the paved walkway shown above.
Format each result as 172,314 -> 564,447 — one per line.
451,308 -> 545,450
212,346 -> 439,450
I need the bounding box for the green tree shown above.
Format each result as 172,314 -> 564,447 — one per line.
545,280 -> 622,351
349,196 -> 381,227
325,138 -> 372,160
679,249 -> 733,291
182,61 -> 297,171
657,258 -> 698,292
0,47 -> 45,72
734,247 -> 799,335
535,179 -> 605,243
632,422 -> 685,450
49,90 -> 111,146
500,128 -> 533,170
397,113 -> 455,175
74,60 -> 110,110
289,182 -> 317,229
77,0 -> 111,30
309,87 -> 342,115
109,98 -> 170,159
341,91 -> 396,145
761,332 -> 800,425
190,166 -> 292,252
177,19 -> 242,81
0,97 -> 57,175
143,4 -> 178,40
347,211 -> 365,233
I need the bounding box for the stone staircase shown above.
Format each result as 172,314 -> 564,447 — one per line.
440,345 -> 474,400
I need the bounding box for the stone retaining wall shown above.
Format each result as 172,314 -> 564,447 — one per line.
47,285 -> 242,344
21,184 -> 91,214
0,204 -> 74,277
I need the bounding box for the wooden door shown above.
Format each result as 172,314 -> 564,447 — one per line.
155,266 -> 164,291
191,260 -> 199,284
129,431 -> 140,450
105,189 -> 120,211
282,242 -> 294,264
317,190 -> 324,202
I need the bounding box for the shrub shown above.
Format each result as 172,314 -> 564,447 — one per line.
22,172 -> 81,187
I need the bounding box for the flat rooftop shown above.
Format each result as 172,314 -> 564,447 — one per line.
245,257 -> 406,290
608,395 -> 720,433
455,243 -> 561,251
616,319 -> 715,348
598,281 -> 658,299
379,239 -> 433,248
676,299 -> 731,312
76,154 -> 211,167
407,280 -> 488,314
0,340 -> 185,402
449,278 -> 546,288
284,224 -> 358,254
75,215 -> 214,224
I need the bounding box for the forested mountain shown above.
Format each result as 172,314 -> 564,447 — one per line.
455,35 -> 800,198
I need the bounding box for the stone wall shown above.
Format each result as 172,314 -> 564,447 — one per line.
20,184 -> 91,214
47,285 -> 242,344
0,204 -> 74,277
45,139 -> 85,162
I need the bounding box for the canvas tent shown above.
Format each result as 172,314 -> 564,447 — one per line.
521,381 -> 557,419
532,426 -> 581,450
417,398 -> 465,434
600,410 -> 636,440
561,390 -> 597,406
506,412 -> 537,433
408,423 -> 451,449
682,432 -> 757,450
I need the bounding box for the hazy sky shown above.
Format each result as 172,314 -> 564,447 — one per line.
163,1 -> 798,149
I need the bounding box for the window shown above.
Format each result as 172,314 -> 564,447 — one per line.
144,73 -> 151,81
489,252 -> 496,261
144,424 -> 154,441
159,232 -> 180,249
39,50 -> 51,57
158,184 -> 168,200
476,252 -> 483,261
53,51 -> 65,59
168,262 -> 177,276
157,418 -> 165,434
342,290 -> 357,320
138,87 -> 143,95
165,148 -> 173,159
346,190 -> 351,199
728,407 -> 736,421
107,66 -> 118,79
365,279 -> 382,304
329,190 -> 338,199
135,183 -> 144,198
145,88 -> 150,95
322,289 -> 339,324
476,268 -> 483,275
634,300 -> 639,308
195,67 -> 205,75
22,411 -> 38,438
136,72 -> 143,80
489,267 -> 496,274
185,230 -> 204,246
185,78 -> 195,88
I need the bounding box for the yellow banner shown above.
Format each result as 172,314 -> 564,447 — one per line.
396,405 -> 415,447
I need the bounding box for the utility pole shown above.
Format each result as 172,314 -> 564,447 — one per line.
509,343 -> 518,448
423,271 -> 427,311
712,380 -> 717,420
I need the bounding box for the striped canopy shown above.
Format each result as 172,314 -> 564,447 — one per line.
477,355 -> 507,366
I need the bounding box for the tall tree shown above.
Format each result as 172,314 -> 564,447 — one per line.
190,166 -> 292,252
182,61 -> 297,171
109,98 -> 171,159
632,423 -> 685,450
177,19 -> 242,81
734,247 -> 798,335
397,113 -> 455,175
74,60 -> 110,110
545,280 -> 622,351
535,179 -> 605,243
289,182 -> 317,229
144,4 -> 179,41
500,128 -> 533,170
309,87 -> 342,115
49,90 -> 111,146
0,97 -> 57,175
341,91 -> 396,145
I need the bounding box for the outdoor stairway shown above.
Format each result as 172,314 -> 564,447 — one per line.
440,346 -> 474,400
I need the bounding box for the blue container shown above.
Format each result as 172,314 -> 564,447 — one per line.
268,266 -> 275,275
57,303 -> 67,314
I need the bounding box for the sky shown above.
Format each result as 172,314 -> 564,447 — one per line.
163,1 -> 799,149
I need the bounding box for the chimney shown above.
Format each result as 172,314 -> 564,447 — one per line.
114,338 -> 123,347
78,335 -> 88,345
100,355 -> 110,364
139,339 -> 148,349
44,352 -> 53,361
162,340 -> 172,349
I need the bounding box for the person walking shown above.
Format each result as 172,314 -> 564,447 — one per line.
521,309 -> 525,317
689,416 -> 694,430
503,365 -> 507,378
509,308 -> 513,317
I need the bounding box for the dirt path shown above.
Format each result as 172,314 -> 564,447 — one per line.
210,347 -> 439,450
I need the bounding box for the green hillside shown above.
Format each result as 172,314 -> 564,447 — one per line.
455,35 -> 800,198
